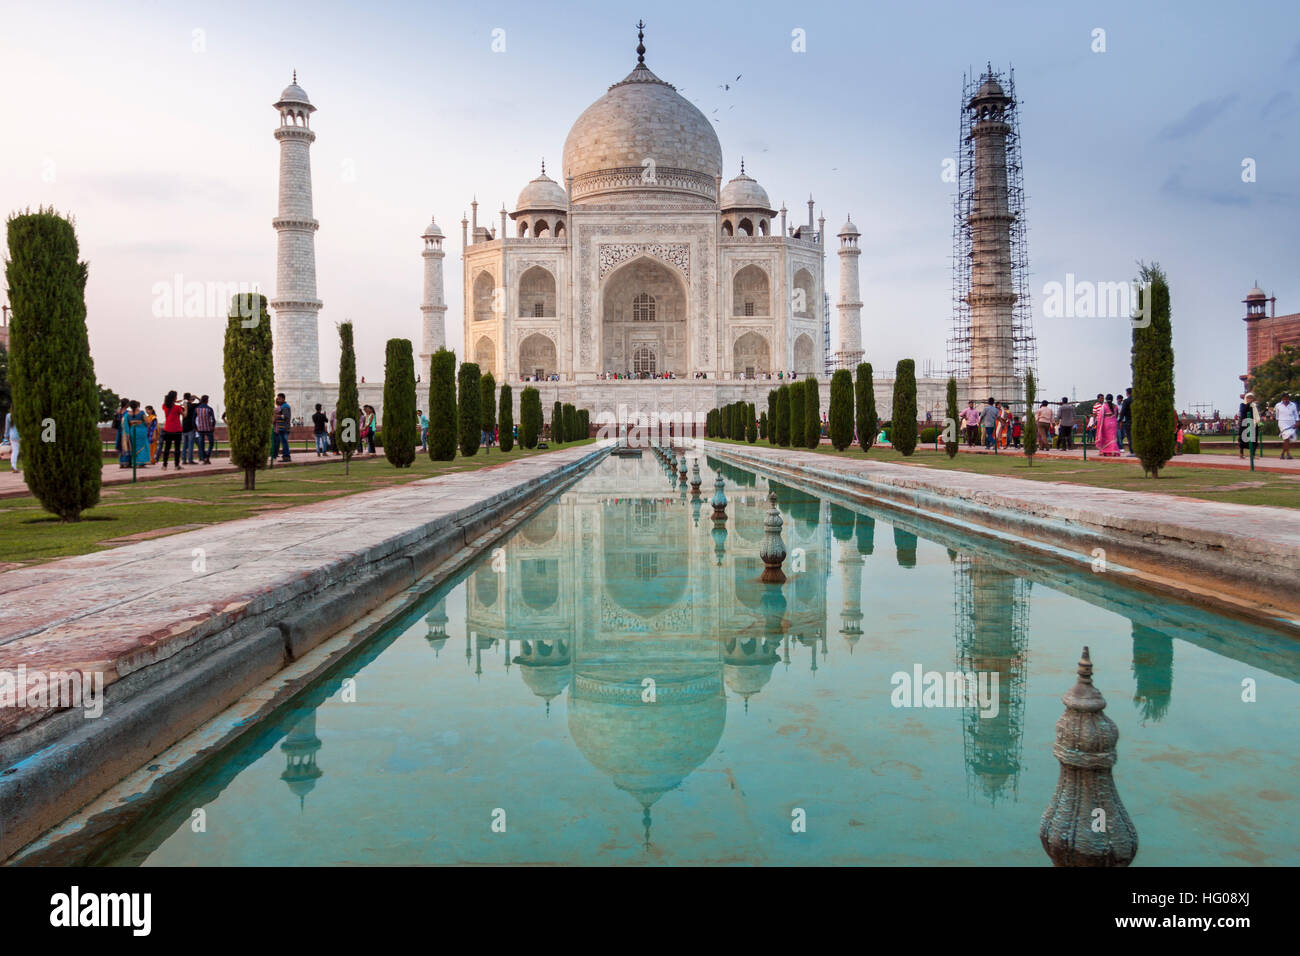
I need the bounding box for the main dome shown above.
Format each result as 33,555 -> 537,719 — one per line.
562,62 -> 723,205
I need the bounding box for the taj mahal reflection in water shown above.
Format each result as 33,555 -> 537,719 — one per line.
274,453 -> 1189,843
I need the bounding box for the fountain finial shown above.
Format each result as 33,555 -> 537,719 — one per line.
1039,647 -> 1139,866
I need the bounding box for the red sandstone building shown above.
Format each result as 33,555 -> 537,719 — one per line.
1243,284 -> 1300,378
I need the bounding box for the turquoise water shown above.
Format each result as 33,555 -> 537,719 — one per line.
98,452 -> 1298,865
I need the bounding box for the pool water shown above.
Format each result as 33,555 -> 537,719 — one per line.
97,453 -> 1298,866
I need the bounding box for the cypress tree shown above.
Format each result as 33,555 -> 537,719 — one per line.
427,348 -> 457,461
577,408 -> 589,440
337,322 -> 361,473
479,372 -> 497,452
729,402 -> 740,440
498,384 -> 514,452
458,362 -> 481,456
1131,263 -> 1175,477
746,402 -> 758,443
382,338 -> 417,467
804,376 -> 821,449
0,341 -> 9,427
552,400 -> 564,443
563,402 -> 577,443
892,359 -> 918,456
5,208 -> 101,518
767,389 -> 777,444
759,411 -> 768,440
519,386 -> 541,449
776,385 -> 792,446
944,376 -> 960,459
856,363 -> 878,453
222,293 -> 274,490
829,369 -> 854,451
1023,370 -> 1037,464
789,381 -> 805,448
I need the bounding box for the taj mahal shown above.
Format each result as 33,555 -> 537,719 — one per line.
268,24 -> 957,425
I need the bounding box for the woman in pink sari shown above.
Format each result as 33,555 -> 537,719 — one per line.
1095,393 -> 1121,456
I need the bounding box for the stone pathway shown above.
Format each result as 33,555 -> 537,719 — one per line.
946,443 -> 1300,474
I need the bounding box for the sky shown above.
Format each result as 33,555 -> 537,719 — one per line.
1,0 -> 1296,416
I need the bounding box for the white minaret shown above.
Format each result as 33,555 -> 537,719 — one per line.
418,216 -> 447,376
834,216 -> 864,368
271,73 -> 322,389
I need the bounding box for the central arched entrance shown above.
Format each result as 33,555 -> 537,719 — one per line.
600,256 -> 687,377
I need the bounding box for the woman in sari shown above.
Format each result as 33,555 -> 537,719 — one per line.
124,400 -> 150,466
118,403 -> 134,468
995,403 -> 1010,449
1095,393 -> 1121,456
144,405 -> 159,464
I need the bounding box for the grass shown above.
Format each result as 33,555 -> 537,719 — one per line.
710,438 -> 1300,509
0,440 -> 594,566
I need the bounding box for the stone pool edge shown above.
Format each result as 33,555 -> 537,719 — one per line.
0,442 -> 610,864
700,441 -> 1300,633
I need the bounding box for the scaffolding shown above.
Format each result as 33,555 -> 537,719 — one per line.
952,553 -> 1031,804
948,66 -> 1037,403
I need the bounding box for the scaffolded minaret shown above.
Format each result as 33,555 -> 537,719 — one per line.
950,66 -> 1035,404
418,216 -> 447,377
834,217 -> 864,370
271,74 -> 323,392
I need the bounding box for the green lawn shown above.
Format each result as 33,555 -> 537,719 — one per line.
709,439 -> 1300,509
0,441 -> 594,566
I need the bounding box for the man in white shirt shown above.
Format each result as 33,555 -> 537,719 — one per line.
1274,392 -> 1297,460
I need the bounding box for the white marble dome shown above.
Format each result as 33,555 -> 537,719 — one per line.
720,170 -> 773,212
277,81 -> 312,106
515,167 -> 568,212
838,216 -> 860,236
421,215 -> 443,239
562,63 -> 722,204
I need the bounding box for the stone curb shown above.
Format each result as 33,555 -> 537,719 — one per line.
702,441 -> 1300,625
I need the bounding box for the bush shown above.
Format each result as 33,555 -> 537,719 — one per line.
829,369 -> 853,451
479,372 -> 496,447
1023,369 -> 1038,464
428,349 -> 457,461
498,384 -> 514,452
920,426 -> 939,444
856,363 -> 877,453
944,376 -> 959,459
337,322 -> 361,467
382,338 -> 417,467
1182,434 -> 1200,454
519,387 -> 541,448
1131,263 -> 1175,476
789,380 -> 805,449
803,375 -> 820,448
457,362 -> 481,457
5,208 -> 103,517
892,359 -> 918,456
776,385 -> 791,446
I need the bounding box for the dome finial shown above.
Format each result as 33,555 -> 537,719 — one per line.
540,157 -> 546,175
740,157 -> 745,174
292,69 -> 297,84
636,19 -> 646,64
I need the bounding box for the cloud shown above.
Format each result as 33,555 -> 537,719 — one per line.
1261,90 -> 1297,121
1160,167 -> 1249,207
1157,93 -> 1239,141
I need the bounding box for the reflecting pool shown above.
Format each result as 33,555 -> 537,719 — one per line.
96,453 -> 1299,865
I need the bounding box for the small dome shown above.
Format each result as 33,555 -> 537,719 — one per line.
1247,286 -> 1267,299
421,216 -> 443,239
515,166 -> 568,213
720,169 -> 773,212
276,75 -> 312,108
975,76 -> 1005,99
838,216 -> 860,237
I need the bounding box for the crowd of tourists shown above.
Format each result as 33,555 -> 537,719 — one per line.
108,391 -> 218,470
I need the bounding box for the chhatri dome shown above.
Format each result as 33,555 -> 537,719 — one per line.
562,21 -> 722,204
720,161 -> 774,213
515,161 -> 568,213
276,71 -> 312,108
